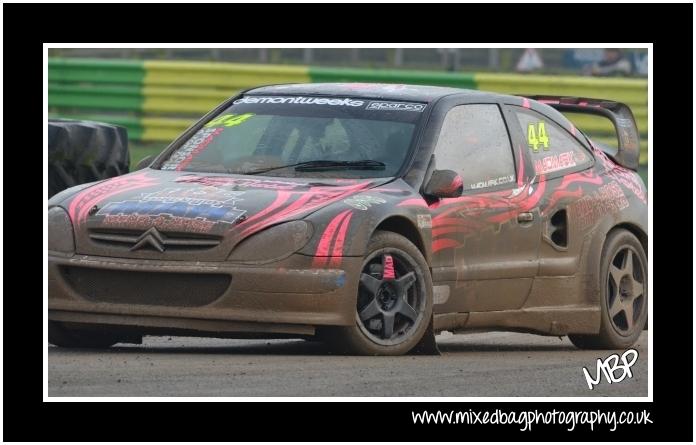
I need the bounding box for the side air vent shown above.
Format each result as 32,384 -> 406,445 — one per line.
549,209 -> 568,248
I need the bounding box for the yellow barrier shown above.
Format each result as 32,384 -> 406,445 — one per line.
49,58 -> 648,165
144,61 -> 310,88
475,73 -> 647,107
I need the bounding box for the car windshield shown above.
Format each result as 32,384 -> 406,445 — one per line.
159,95 -> 426,178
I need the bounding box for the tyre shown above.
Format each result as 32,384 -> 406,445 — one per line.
323,231 -> 434,355
48,119 -> 130,198
570,229 -> 648,350
48,321 -> 120,349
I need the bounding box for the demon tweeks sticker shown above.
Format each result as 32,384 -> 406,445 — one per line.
234,96 -> 364,107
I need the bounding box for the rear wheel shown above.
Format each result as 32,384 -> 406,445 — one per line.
324,231 -> 433,355
49,321 -> 120,349
570,229 -> 648,349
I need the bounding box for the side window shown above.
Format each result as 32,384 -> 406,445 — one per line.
433,104 -> 516,191
512,108 -> 593,176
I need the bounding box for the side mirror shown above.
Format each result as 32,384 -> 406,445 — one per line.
135,155 -> 155,171
424,169 -> 463,198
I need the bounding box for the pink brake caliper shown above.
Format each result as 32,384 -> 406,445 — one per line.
382,254 -> 396,280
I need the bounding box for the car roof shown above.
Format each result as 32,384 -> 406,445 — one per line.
247,82 -> 499,103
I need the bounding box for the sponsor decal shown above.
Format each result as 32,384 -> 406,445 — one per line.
97,187 -> 247,230
615,117 -> 634,128
417,214 -> 432,229
573,180 -> 629,230
175,175 -> 307,191
366,101 -> 426,112
382,254 -> 396,280
469,175 -> 515,190
332,83 -> 426,94
67,172 -> 157,225
594,148 -> 646,204
620,127 -> 639,150
139,187 -> 242,204
102,214 -> 217,234
161,127 -> 224,171
343,194 -> 386,210
534,151 -> 577,175
611,167 -> 646,203
234,96 -> 364,107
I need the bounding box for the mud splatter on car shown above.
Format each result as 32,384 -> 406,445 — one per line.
48,84 -> 647,355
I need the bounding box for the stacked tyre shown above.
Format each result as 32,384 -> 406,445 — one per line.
48,119 -> 130,198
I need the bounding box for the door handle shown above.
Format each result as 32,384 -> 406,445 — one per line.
517,212 -> 534,223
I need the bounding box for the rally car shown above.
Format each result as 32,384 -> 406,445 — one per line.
48,83 -> 648,355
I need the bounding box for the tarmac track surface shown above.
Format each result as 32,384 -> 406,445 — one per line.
48,331 -> 648,397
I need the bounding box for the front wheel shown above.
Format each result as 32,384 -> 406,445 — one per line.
323,231 -> 433,355
569,229 -> 648,350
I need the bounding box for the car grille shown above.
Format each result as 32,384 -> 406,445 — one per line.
89,228 -> 221,252
60,266 -> 231,306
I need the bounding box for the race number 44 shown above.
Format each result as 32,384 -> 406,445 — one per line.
527,122 -> 550,152
205,113 -> 255,128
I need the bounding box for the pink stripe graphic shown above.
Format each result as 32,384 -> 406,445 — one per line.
312,210 -> 351,267
329,211 -> 354,266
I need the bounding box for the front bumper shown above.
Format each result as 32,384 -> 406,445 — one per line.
48,252 -> 362,335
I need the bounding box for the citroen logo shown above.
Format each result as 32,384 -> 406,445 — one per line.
130,227 -> 166,252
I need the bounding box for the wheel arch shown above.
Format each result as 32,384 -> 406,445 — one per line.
374,215 -> 431,265
611,222 -> 648,256
591,221 -> 648,285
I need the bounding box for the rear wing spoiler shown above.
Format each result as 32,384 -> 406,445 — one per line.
528,96 -> 641,171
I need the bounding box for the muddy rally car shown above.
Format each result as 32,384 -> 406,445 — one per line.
48,83 -> 648,355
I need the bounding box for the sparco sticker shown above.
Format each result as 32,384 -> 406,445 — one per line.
367,101 -> 427,112
234,96 -> 364,107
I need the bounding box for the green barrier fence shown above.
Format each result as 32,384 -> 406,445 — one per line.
48,58 -> 648,163
309,67 -> 477,89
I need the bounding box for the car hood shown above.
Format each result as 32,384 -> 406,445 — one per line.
63,169 -> 389,261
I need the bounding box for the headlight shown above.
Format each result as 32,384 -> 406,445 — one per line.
227,221 -> 312,263
48,206 -> 75,253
